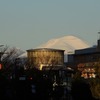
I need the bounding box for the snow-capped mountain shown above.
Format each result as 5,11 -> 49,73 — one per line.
18,35 -> 90,60
37,35 -> 90,54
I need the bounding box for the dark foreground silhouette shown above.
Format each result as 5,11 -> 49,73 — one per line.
71,80 -> 99,100
0,74 -> 99,100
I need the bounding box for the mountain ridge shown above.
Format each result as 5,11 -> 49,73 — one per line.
37,35 -> 90,54
18,35 -> 90,59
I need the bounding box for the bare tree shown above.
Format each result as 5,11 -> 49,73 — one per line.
32,52 -> 63,70
0,45 -> 25,78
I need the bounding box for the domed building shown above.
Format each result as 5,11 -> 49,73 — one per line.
27,48 -> 65,70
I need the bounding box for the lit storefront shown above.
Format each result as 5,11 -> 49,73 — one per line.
77,63 -> 96,79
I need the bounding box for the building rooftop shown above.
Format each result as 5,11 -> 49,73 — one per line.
27,48 -> 65,52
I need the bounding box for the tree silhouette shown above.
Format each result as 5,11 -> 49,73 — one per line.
0,45 -> 24,78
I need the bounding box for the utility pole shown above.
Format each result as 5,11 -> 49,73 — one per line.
0,45 -> 4,61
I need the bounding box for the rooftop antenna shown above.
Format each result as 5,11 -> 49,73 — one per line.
98,32 -> 100,40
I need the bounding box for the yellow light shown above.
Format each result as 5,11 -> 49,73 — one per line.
40,64 -> 43,70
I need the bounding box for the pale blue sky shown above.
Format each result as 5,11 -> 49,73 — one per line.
0,0 -> 100,50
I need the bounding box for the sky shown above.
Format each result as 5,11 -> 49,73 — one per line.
0,0 -> 100,51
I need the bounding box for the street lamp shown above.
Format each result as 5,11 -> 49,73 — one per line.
0,45 -> 4,70
0,45 -> 4,47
